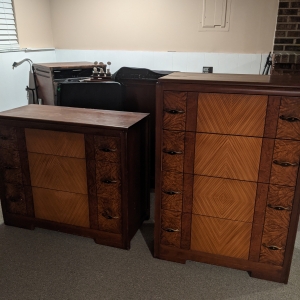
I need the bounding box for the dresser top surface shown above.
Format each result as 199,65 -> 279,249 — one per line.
158,72 -> 300,88
0,105 -> 149,129
33,62 -> 94,69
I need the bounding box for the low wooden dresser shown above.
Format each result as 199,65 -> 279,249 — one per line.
0,105 -> 149,249
154,72 -> 300,283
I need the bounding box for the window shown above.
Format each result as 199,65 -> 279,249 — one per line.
0,0 -> 19,51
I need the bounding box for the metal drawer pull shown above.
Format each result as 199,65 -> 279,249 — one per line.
279,115 -> 300,122
102,179 -> 117,184
162,227 -> 179,232
4,165 -> 19,170
262,243 -> 283,251
0,135 -> 13,140
102,211 -> 119,219
100,148 -> 117,152
164,109 -> 185,114
163,150 -> 183,155
273,160 -> 298,167
163,190 -> 182,195
267,204 -> 292,211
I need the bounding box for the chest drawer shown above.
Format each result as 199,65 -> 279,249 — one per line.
160,209 -> 182,248
276,97 -> 300,141
0,149 -> 23,184
25,128 -> 85,158
94,136 -> 120,163
161,171 -> 183,212
270,139 -> 300,186
0,125 -> 18,150
3,183 -> 27,215
163,91 -> 187,131
162,130 -> 185,173
197,93 -> 267,137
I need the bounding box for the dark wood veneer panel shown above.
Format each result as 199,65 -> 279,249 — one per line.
183,131 -> 196,175
181,213 -> 192,249
257,138 -> 275,183
185,92 -> 198,132
182,173 -> 194,214
263,96 -> 281,138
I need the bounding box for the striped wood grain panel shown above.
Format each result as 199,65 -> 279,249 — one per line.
194,133 -> 262,181
28,153 -> 88,194
193,176 -> 256,222
270,139 -> 300,186
32,187 -> 90,227
25,128 -> 85,158
163,91 -> 187,131
276,97 -> 300,141
197,93 -> 267,136
191,215 -> 252,259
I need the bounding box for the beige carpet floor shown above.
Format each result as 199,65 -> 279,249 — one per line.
0,194 -> 299,300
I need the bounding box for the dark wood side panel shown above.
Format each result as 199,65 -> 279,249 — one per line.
263,96 -> 281,139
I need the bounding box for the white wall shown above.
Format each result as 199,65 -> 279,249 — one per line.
55,49 -> 268,75
0,50 -> 56,112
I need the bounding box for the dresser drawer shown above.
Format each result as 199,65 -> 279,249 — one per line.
97,194 -> 122,234
197,93 -> 267,137
32,187 -> 90,228
95,161 -> 121,205
191,215 -> 252,259
161,171 -> 183,211
0,149 -> 23,184
163,91 -> 187,131
160,209 -> 182,248
25,128 -> 85,158
94,136 -> 120,163
162,130 -> 185,173
0,125 -> 18,150
28,153 -> 88,194
259,206 -> 291,266
3,183 -> 27,215
193,176 -> 256,222
194,133 -> 262,181
267,184 -> 294,209
270,139 -> 300,186
276,97 -> 300,141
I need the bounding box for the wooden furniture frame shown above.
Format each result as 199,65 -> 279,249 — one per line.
0,105 -> 150,249
154,72 -> 300,283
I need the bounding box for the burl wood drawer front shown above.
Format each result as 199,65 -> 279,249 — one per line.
94,136 -> 120,163
191,215 -> 252,259
25,128 -> 85,158
32,187 -> 90,228
267,184 -> 295,209
276,97 -> 300,141
259,207 -> 291,266
162,130 -> 185,173
161,171 -> 183,212
270,139 -> 300,186
97,195 -> 122,234
160,209 -> 182,248
0,149 -> 23,184
28,153 -> 88,194
95,161 -> 121,192
4,183 -> 27,215
193,176 -> 256,222
197,93 -> 267,137
0,125 -> 18,150
194,133 -> 262,181
163,91 -> 187,131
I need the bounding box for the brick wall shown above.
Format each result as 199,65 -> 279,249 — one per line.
272,0 -> 300,74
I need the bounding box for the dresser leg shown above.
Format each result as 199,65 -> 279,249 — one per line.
248,270 -> 287,283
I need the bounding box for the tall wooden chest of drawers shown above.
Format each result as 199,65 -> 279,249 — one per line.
154,73 -> 300,283
0,105 -> 149,249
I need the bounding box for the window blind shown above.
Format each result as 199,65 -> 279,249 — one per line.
0,0 -> 19,51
